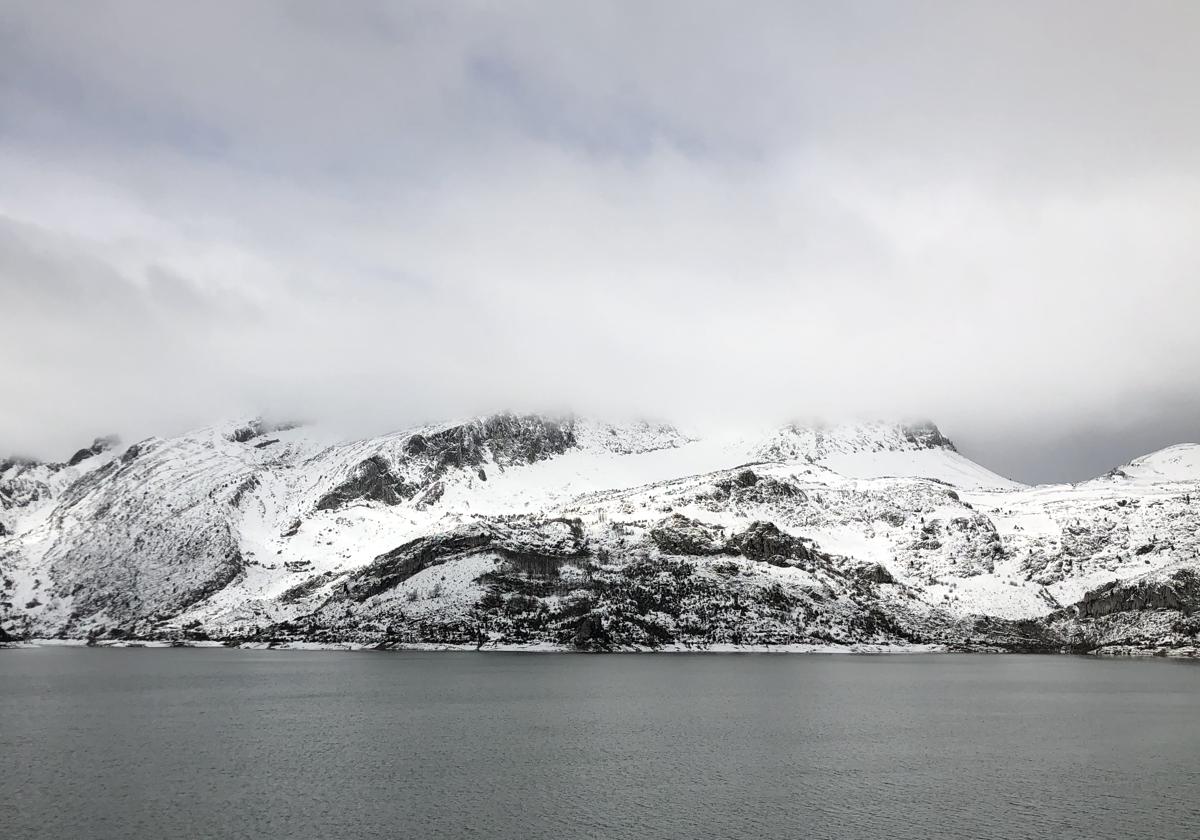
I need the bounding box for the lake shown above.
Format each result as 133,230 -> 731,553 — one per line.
1,649 -> 1198,839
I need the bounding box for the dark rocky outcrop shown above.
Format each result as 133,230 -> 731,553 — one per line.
1020,568 -> 1200,654
726,521 -> 818,566
229,475 -> 260,508
279,571 -> 342,604
649,514 -> 724,555
333,517 -> 588,603
853,562 -> 897,585
949,615 -> 1060,653
412,481 -> 445,509
315,456 -> 414,511
340,528 -> 489,600
67,449 -> 94,467
316,414 -> 578,513
229,423 -> 263,443
228,419 -> 300,444
738,476 -> 802,504
902,421 -> 956,451
67,435 -> 120,467
573,614 -> 611,648
712,471 -> 802,504
733,469 -> 759,488
1072,569 -> 1200,619
405,413 -> 577,474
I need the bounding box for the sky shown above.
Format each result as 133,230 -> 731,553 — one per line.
1,1 -> 1198,484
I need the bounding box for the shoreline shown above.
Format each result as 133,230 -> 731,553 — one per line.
4,639 -> 1198,656
5,638 -> 946,654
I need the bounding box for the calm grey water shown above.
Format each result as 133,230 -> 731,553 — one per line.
2,650 -> 1198,840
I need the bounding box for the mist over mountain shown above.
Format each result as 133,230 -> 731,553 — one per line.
2,3 -> 1199,483
1,3 -> 1197,643
6,10 -> 1200,840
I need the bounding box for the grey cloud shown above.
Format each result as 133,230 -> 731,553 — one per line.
0,1 -> 1197,482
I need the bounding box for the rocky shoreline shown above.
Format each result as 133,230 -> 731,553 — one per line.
7,638 -> 1199,657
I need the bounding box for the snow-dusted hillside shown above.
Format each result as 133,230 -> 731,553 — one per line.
2,414 -> 1197,654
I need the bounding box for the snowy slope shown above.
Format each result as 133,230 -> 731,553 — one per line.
1108,443 -> 1200,484
752,420 -> 1021,490
2,414 -> 1198,654
819,449 -> 1021,490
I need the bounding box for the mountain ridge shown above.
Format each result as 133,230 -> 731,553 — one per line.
2,413 -> 1198,654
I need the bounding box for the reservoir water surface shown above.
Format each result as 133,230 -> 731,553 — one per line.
2,649 -> 1198,840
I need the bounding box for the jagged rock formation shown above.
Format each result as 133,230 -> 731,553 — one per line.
725,520 -> 820,566
1076,566 -> 1200,618
315,455 -> 415,510
67,435 -> 120,467
1,415 -> 1198,653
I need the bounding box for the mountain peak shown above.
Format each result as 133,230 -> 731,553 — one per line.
1108,442 -> 1200,483
899,421 -> 956,452
66,434 -> 120,467
754,419 -> 956,463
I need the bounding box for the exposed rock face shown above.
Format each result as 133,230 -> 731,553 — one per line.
726,521 -> 817,566
754,419 -> 960,462
711,470 -> 802,505
1040,567 -> 1200,654
315,414 -> 579,512
412,481 -> 444,509
1074,568 -> 1200,618
649,514 -> 724,556
66,449 -> 93,467
572,614 -> 610,647
404,413 -> 576,472
902,421 -> 956,451
229,423 -> 263,443
0,461 -> 51,510
333,517 -> 588,604
67,436 -> 119,467
315,456 -> 414,511
1,437 -> 121,555
853,562 -> 897,585
338,528 -> 497,602
227,419 -> 300,444
945,614 -> 1059,653
733,469 -> 759,488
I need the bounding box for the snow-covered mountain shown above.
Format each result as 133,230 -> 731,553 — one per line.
2,414 -> 1197,654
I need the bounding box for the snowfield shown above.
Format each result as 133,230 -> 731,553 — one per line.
2,414 -> 1198,654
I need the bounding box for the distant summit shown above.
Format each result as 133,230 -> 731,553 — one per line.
67,435 -> 120,467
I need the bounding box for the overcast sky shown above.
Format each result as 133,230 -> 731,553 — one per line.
1,1 -> 1198,483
